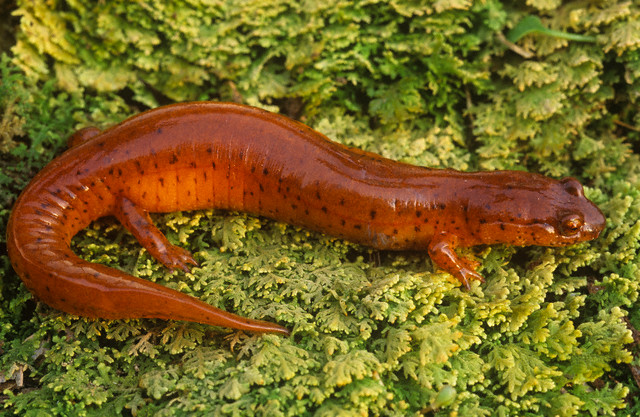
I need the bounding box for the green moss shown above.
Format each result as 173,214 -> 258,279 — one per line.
2,0 -> 640,415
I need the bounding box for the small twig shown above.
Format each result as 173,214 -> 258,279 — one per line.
226,81 -> 244,104
613,119 -> 640,132
496,31 -> 534,59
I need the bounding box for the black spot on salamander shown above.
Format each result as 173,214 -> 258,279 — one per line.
416,210 -> 422,217
176,176 -> 181,183
142,191 -> 147,198
238,151 -> 244,159
341,219 -> 346,226
286,186 -> 290,193
154,162 -> 158,169
339,198 -> 345,206
322,206 -> 328,213
190,161 -> 196,168
414,226 -> 420,232
212,161 -> 216,170
169,154 -> 178,164
203,172 -> 208,181
484,204 -> 492,210
500,224 -> 506,230
109,168 -> 114,175
479,219 -> 487,224
393,229 -> 398,234
291,204 -> 298,210
438,203 -> 446,210
35,209 -> 43,215
263,168 -> 269,175
206,147 -> 212,154
354,224 -> 362,230
249,191 -> 254,196
305,209 -> 310,215
316,191 -> 321,200
370,210 -> 377,220
159,178 -> 164,186
157,128 -> 163,134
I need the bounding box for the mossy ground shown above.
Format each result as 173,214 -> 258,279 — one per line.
1,1 -> 640,416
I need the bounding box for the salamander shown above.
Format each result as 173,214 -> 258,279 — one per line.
6,102 -> 606,335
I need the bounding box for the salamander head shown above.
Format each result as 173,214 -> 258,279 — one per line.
468,175 -> 606,247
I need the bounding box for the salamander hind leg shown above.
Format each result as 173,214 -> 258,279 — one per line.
113,196 -> 198,272
427,231 -> 484,290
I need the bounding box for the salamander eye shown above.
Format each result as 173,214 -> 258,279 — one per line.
560,214 -> 583,236
561,177 -> 584,197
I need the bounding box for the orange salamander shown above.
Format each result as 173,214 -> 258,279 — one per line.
6,102 -> 606,335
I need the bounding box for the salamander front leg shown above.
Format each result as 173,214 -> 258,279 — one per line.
113,196 -> 198,272
427,231 -> 484,289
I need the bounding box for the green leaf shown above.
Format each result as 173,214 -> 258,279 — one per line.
507,16 -> 597,43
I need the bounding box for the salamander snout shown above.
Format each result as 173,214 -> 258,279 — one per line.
582,204 -> 606,239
